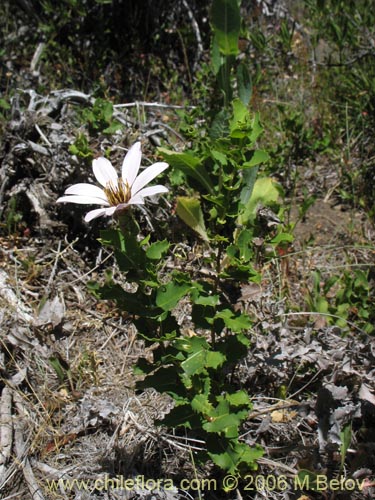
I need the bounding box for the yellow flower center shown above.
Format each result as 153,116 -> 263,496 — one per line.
104,178 -> 131,206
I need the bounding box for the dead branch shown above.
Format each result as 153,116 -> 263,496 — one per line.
0,387 -> 13,488
181,0 -> 204,71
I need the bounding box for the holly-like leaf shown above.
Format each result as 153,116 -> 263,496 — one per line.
207,436 -> 263,474
206,351 -> 226,369
215,309 -> 252,332
224,390 -> 251,408
203,400 -> 248,438
146,240 -> 170,260
156,280 -> 192,311
191,394 -> 215,416
176,197 -> 209,242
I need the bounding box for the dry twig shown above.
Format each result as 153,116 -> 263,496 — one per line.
0,387 -> 13,488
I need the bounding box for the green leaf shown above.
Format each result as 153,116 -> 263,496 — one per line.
215,309 -> 252,332
224,390 -> 251,407
239,167 -> 258,207
236,229 -> 253,261
176,197 -> 209,242
271,232 -> 294,244
206,351 -> 226,369
340,423 -> 352,470
211,0 -> 241,56
296,470 -> 319,491
249,113 -> 263,143
209,108 -> 230,139
158,148 -> 213,193
211,35 -> 225,75
146,240 -> 170,260
0,98 -> 11,110
207,436 -> 262,474
238,177 -> 279,226
136,366 -> 181,393
242,149 -> 269,168
49,354 -> 71,384
237,62 -> 252,105
203,401 -> 248,438
158,404 -> 199,428
211,149 -> 228,165
190,289 -> 220,306
156,280 -> 192,311
94,284 -> 155,317
181,347 -> 207,376
229,98 -> 249,136
103,121 -> 122,134
191,394 -> 215,416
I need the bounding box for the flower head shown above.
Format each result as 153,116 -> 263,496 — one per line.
57,142 -> 168,222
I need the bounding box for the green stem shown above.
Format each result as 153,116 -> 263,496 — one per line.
116,209 -> 139,237
211,242 -> 223,346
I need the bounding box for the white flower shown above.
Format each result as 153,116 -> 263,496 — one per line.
57,142 -> 168,222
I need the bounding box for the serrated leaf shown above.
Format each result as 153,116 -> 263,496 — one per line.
191,394 -> 215,415
271,232 -> 294,244
207,436 -> 263,474
224,390 -> 251,407
176,197 -> 209,241
156,281 -> 191,311
203,401 -> 248,438
206,351 -> 226,369
211,149 -> 228,165
215,309 -> 252,332
146,240 -> 170,260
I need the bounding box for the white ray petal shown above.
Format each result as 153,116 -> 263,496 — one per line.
127,195 -> 145,205
136,185 -> 169,198
64,183 -> 107,200
122,142 -> 142,187
92,157 -> 118,187
57,195 -> 110,206
84,206 -> 117,222
131,162 -> 169,195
